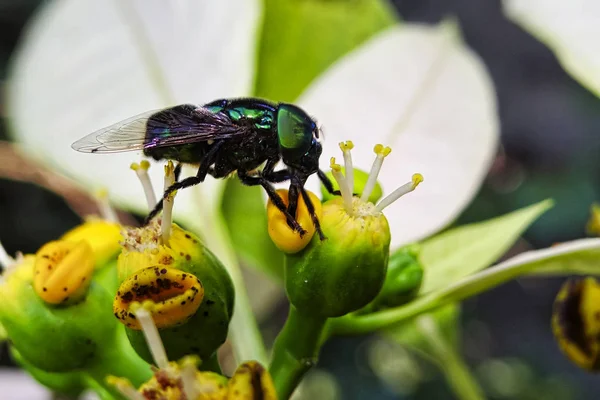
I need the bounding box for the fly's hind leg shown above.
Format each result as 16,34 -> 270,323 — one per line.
145,143 -> 224,224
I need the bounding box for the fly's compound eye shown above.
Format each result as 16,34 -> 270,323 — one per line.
277,104 -> 315,161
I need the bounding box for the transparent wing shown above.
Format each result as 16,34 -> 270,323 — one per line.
71,104 -> 249,153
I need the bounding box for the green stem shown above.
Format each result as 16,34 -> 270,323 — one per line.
269,306 -> 328,399
187,206 -> 268,364
417,316 -> 485,400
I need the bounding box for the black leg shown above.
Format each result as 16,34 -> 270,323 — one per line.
145,142 -> 224,224
237,170 -> 307,236
174,163 -> 183,182
318,169 -> 341,196
299,185 -> 326,241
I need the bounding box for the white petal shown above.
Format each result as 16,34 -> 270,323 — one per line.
6,0 -> 261,221
503,0 -> 600,96
299,22 -> 499,248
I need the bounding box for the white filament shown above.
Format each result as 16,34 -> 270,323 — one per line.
135,307 -> 169,370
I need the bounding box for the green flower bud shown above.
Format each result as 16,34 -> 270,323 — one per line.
286,196 -> 391,317
369,244 -> 423,309
0,252 -> 116,372
116,221 -> 235,364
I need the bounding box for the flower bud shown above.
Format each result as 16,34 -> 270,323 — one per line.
116,221 -> 235,363
0,253 -> 117,372
267,189 -> 322,253
552,277 -> 600,370
368,244 -> 423,310
33,240 -> 95,304
114,358 -> 276,400
285,196 -> 391,317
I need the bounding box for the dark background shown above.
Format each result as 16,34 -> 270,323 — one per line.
1,0 -> 599,398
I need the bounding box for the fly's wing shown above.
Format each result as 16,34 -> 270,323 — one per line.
71,104 -> 249,153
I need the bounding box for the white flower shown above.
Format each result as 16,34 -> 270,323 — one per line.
503,0 -> 600,97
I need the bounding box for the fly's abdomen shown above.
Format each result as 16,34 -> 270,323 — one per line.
144,143 -> 208,163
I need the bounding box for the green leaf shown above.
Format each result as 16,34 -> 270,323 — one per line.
420,199 -> 554,294
254,0 -> 397,101
440,238 -> 600,303
221,179 -> 284,282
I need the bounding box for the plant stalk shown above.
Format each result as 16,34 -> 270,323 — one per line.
269,306 -> 328,399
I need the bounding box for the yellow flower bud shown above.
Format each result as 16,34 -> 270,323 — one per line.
33,240 -> 95,304
552,277 -> 600,370
113,266 -> 204,329
227,361 -> 277,400
267,189 -> 322,254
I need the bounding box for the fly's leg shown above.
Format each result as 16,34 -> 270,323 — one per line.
174,163 -> 183,182
298,184 -> 326,240
318,169 -> 342,196
145,142 -> 224,224
237,169 -> 307,237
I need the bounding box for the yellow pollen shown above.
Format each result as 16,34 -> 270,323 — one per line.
373,144 -> 392,157
339,140 -> 354,151
412,173 -> 424,189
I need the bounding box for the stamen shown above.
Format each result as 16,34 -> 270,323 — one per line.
94,188 -> 119,223
375,173 -> 423,212
180,356 -> 200,399
106,376 -> 145,400
133,302 -> 169,370
130,161 -> 157,212
361,144 -> 391,202
339,141 -> 355,195
330,157 -> 353,213
161,161 -> 176,245
0,239 -> 15,271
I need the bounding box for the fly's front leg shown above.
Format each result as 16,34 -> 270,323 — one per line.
318,169 -> 342,196
237,170 -> 307,237
145,142 -> 223,224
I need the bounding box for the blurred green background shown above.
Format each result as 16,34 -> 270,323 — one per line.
1,0 -> 599,399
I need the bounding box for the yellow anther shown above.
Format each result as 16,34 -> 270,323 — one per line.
113,266 -> 204,330
330,157 -> 342,172
95,188 -> 109,199
140,160 -> 151,170
339,140 -> 354,152
412,173 -> 424,189
164,160 -> 175,176
33,240 -> 95,304
267,189 -> 322,253
373,144 -> 392,157
130,162 -> 140,171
